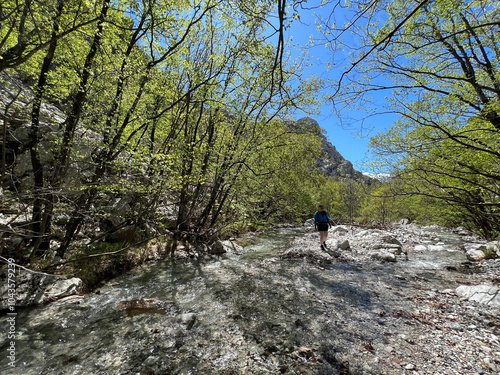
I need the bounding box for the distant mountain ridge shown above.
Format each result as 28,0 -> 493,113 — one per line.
363,172 -> 391,182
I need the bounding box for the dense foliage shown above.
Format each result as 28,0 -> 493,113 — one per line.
324,0 -> 500,239
0,0 -> 327,264
2,0 -> 498,274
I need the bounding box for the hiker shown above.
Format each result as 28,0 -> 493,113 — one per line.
314,205 -> 332,250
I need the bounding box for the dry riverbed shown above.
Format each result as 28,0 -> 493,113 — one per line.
1,224 -> 499,375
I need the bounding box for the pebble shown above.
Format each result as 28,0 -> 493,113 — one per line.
444,322 -> 463,331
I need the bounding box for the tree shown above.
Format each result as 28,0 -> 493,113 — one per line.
1,0 -> 325,262
337,177 -> 363,224
0,0 -> 102,72
54,0 -> 222,257
323,0 -> 500,237
232,118 -> 322,229
27,0 -> 66,255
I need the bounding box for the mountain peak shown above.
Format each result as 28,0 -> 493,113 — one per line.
294,117 -> 371,181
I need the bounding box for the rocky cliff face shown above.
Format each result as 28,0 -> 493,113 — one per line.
1,79 -> 369,188
294,117 -> 372,182
0,72 -> 92,192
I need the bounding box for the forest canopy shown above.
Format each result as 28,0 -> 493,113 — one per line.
317,0 -> 500,239
0,0 -> 499,273
0,0 -> 326,263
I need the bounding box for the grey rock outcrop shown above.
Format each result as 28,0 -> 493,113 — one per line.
463,240 -> 500,261
369,251 -> 397,262
372,235 -> 404,255
210,240 -> 243,255
291,117 -> 373,182
455,284 -> 500,307
0,268 -> 83,309
331,226 -> 349,236
280,234 -> 334,263
43,277 -> 83,301
332,239 -> 350,250
466,247 -> 486,261
179,313 -> 197,329
350,229 -> 406,261
0,73 -> 100,192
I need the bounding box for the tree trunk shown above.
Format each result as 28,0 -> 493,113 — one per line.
28,0 -> 65,257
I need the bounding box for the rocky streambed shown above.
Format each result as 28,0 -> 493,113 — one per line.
1,223 -> 499,374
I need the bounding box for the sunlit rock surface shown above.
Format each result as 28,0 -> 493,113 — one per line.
1,224 -> 498,374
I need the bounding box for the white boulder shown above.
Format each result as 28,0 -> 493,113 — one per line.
456,284 -> 500,307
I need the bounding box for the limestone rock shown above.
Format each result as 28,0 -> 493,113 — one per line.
303,218 -> 314,228
428,244 -> 446,251
370,251 -> 397,263
466,248 -> 486,261
333,239 -> 350,250
398,218 -> 411,226
44,277 -> 83,301
331,226 -> 349,235
290,117 -> 373,182
179,313 -> 197,329
372,243 -> 402,255
210,240 -> 243,255
281,235 -> 333,262
380,235 -> 402,246
369,234 -> 403,255
0,268 -> 82,309
455,284 -> 500,307
210,240 -> 226,254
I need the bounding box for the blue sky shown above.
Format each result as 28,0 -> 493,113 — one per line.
285,4 -> 395,173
